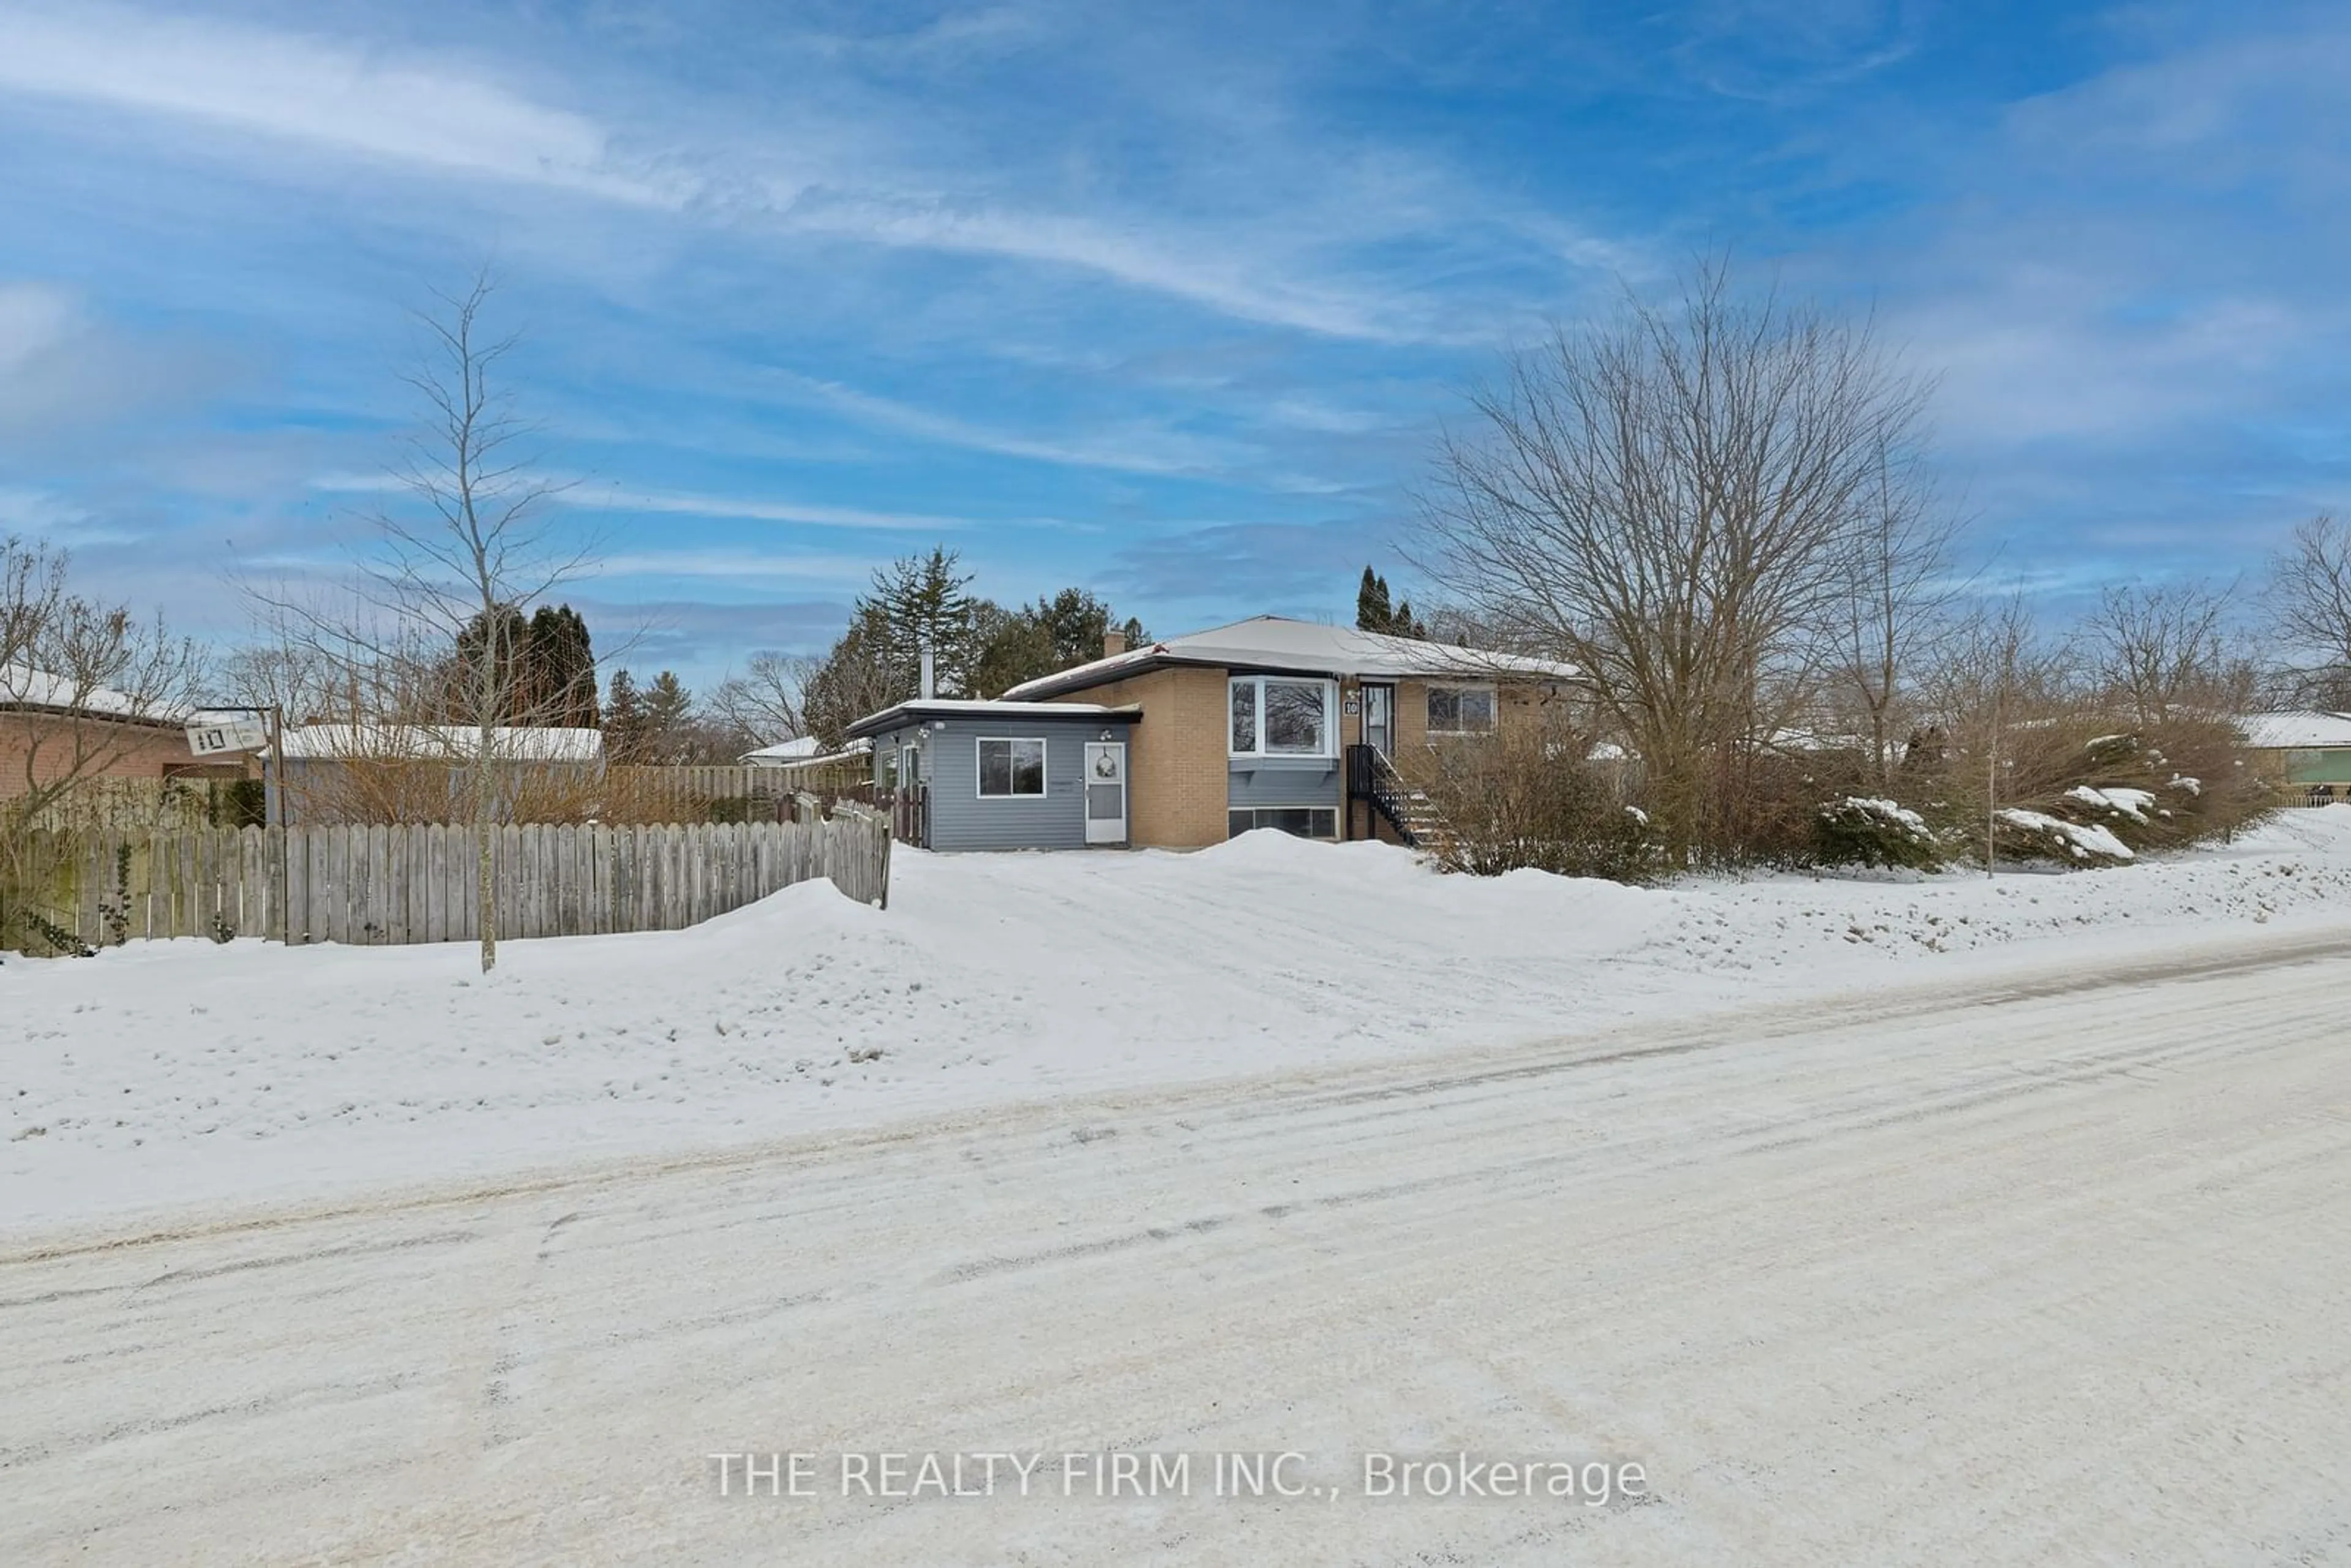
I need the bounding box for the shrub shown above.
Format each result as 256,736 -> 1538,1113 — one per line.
1406,730 -> 1660,882
1814,797 -> 1948,871
1992,807 -> 2135,866
1902,708 -> 2271,869
213,778 -> 268,829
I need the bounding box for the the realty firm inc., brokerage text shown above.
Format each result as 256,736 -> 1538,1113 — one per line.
709,1450 -> 1648,1507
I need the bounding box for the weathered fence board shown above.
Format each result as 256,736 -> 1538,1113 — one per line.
6,813 -> 890,953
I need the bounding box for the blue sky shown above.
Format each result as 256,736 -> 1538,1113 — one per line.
0,0 -> 2343,686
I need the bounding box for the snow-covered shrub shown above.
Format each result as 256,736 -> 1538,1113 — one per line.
1978,717 -> 2270,866
1993,807 -> 2134,866
1814,796 -> 1948,871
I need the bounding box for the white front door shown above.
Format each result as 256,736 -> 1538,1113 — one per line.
1082,741 -> 1128,845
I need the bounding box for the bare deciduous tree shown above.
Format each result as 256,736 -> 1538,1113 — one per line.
1829,438 -> 1965,787
2075,579 -> 2249,724
247,271 -> 593,972
1415,259 -> 1933,860
2,537 -> 205,947
2266,514 -> 2351,708
705,651 -> 815,751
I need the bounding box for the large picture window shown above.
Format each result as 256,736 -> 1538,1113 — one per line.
1425,685 -> 1497,735
1228,676 -> 1333,758
977,737 -> 1046,798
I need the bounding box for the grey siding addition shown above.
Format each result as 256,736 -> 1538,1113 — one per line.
923,716 -> 1134,852
1227,758 -> 1343,811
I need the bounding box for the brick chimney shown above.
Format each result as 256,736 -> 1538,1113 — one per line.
1103,628 -> 1127,658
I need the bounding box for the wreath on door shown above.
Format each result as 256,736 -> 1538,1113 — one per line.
1092,751 -> 1119,779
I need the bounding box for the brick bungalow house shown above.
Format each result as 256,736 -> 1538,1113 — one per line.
846,616 -> 1580,851
0,664 -> 227,803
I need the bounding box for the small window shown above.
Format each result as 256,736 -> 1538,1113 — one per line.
1228,806 -> 1338,840
1231,680 -> 1257,752
899,744 -> 921,789
1426,685 -> 1496,735
978,737 -> 1046,798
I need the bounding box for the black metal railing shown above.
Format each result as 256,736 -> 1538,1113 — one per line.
1345,743 -> 1418,846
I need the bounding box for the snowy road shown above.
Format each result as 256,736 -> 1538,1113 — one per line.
5,933 -> 2349,1565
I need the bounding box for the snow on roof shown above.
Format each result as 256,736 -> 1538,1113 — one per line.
999,615 -> 1580,700
279,724 -> 604,763
2238,711 -> 2351,750
0,662 -> 184,724
747,737 -> 872,770
741,735 -> 825,763
846,699 -> 1143,737
844,699 -> 1143,740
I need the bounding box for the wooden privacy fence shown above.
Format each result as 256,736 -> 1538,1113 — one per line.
7,813 -> 890,951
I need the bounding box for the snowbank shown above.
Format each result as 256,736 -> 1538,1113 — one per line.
10,809 -> 2351,1232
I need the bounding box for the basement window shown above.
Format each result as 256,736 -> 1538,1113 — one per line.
977,738 -> 1046,798
1228,807 -> 1338,840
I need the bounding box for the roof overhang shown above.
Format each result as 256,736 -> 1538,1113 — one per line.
1005,650 -> 1581,702
844,700 -> 1144,740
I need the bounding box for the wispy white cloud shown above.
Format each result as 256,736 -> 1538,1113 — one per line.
307,471 -> 969,531
0,3 -> 1616,345
0,483 -> 89,533
768,190 -> 1430,343
787,374 -> 1245,476
560,482 -> 973,533
587,548 -> 875,583
0,2 -> 688,205
0,279 -> 232,448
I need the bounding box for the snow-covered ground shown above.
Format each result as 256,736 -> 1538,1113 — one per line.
7,932 -> 2347,1564
9,806 -> 2351,1235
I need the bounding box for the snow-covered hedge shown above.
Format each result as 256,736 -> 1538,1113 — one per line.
1993,807 -> 2134,866
1814,796 -> 1948,871
1984,723 -> 2261,866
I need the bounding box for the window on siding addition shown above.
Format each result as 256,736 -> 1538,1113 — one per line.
1229,676 -> 1333,757
1426,685 -> 1497,735
978,737 -> 1046,797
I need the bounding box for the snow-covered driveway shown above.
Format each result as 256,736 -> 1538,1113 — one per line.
6,932 -> 2347,1564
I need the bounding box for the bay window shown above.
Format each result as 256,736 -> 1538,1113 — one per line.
1228,676 -> 1333,758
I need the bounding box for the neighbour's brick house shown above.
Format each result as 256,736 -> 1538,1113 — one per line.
0,666 -> 231,802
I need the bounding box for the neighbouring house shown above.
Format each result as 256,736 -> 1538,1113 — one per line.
274,723 -> 604,823
740,735 -> 873,800
0,663 -> 225,800
846,616 -> 1580,852
2237,711 -> 2351,800
741,735 -> 825,766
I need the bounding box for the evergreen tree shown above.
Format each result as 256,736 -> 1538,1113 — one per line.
1389,597 -> 1427,640
640,670 -> 694,760
971,588 -> 1150,697
453,602 -> 601,723
1355,566 -> 1393,633
869,546 -> 980,696
452,604 -> 530,720
524,604 -> 599,726
605,669 -> 643,762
